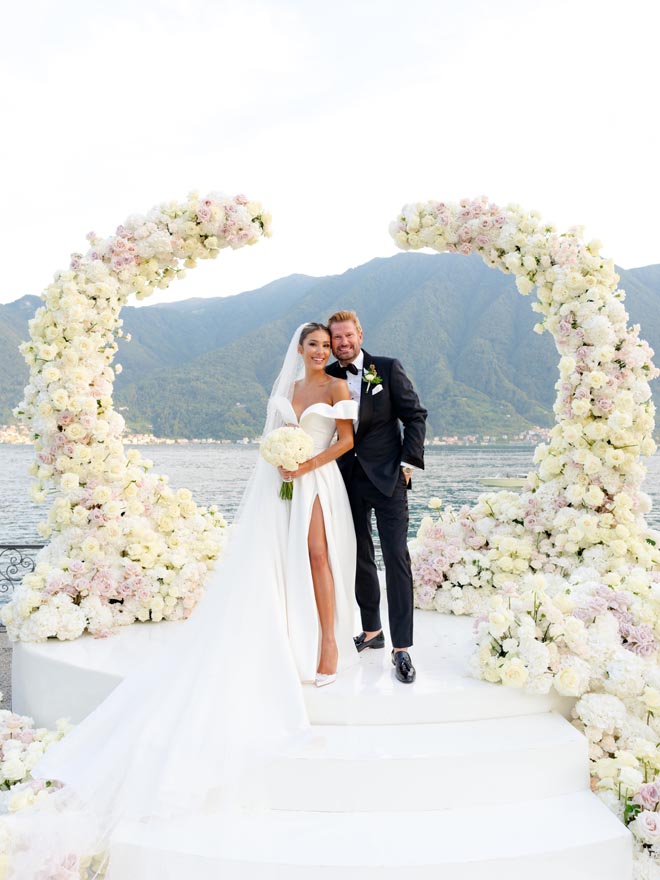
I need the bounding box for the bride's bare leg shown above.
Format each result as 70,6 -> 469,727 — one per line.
308,497 -> 338,676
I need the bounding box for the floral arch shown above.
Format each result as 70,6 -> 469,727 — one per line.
3,193 -> 271,641
391,197 -> 660,869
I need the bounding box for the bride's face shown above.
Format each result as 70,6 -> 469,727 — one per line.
299,330 -> 332,371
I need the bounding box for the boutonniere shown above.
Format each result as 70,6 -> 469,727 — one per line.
363,364 -> 382,394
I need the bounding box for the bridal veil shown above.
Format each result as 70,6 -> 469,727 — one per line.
5,325 -> 315,877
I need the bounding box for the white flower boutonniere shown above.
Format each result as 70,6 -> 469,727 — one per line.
363,364 -> 383,394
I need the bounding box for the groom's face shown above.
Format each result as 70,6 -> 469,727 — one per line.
330,320 -> 363,365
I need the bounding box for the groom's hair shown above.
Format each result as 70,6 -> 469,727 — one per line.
327,310 -> 362,334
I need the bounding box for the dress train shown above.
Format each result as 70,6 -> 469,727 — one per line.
4,399 -> 358,878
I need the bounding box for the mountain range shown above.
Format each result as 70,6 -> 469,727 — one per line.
1,254 -> 659,439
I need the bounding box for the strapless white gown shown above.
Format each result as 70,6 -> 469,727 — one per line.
7,398 -> 359,878
273,396 -> 359,681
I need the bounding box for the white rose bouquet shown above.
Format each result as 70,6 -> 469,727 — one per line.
260,426 -> 315,500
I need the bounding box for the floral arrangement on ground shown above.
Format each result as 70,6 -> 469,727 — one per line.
3,192 -> 271,641
391,196 -> 660,876
0,695 -> 70,874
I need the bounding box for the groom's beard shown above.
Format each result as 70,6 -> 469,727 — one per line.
333,349 -> 360,367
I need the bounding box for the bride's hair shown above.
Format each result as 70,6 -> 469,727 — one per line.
299,322 -> 330,344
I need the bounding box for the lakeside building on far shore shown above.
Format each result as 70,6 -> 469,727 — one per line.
0,423 -> 552,448
2,424 -> 658,449
0,425 -> 252,446
429,427 -> 553,446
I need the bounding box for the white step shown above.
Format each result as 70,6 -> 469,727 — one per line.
108,792 -> 631,880
12,611 -> 574,728
13,604 -> 630,877
303,612 -> 573,724
256,713 -> 588,812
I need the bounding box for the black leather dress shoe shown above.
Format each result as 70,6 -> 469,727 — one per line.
392,650 -> 416,683
354,631 -> 385,653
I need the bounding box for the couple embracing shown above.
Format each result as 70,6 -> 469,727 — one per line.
276,310 -> 427,687
18,311 -> 427,876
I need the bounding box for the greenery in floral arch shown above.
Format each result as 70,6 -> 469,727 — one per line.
2,192 -> 271,642
391,196 -> 660,875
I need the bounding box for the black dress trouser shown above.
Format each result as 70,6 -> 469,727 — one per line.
346,460 -> 414,649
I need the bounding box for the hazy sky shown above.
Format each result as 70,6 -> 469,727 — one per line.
2,0 -> 658,307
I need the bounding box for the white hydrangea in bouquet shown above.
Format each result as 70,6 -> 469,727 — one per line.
260,426 -> 314,500
5,192 -> 270,641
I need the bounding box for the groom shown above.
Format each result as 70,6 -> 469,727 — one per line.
326,310 -> 427,683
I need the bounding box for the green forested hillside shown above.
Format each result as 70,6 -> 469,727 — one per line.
1,255 -> 658,439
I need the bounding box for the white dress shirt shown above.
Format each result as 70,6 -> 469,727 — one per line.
344,350 -> 364,405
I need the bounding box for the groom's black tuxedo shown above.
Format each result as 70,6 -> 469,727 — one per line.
327,353 -> 426,496
326,351 -> 427,649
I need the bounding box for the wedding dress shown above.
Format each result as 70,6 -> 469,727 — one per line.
5,326 -> 359,878
273,395 -> 358,681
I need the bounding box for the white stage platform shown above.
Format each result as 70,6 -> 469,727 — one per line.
12,611 -> 633,879
14,611 -> 573,728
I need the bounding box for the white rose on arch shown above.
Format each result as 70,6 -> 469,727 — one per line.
5,192 -> 270,641
390,196 -> 658,593
391,196 -> 660,862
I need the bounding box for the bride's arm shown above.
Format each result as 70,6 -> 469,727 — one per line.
283,380 -> 354,478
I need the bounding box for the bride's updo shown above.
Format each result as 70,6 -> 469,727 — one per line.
299,322 -> 330,344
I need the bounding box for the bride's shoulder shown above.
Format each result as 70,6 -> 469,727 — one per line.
330,377 -> 351,403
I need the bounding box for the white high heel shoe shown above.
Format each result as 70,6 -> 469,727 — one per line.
315,672 -> 336,688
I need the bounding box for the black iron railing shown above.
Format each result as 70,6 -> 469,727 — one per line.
0,544 -> 46,606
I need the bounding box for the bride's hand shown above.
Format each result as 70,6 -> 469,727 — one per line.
278,466 -> 299,481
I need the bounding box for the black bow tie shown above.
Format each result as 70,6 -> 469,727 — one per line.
339,362 -> 359,377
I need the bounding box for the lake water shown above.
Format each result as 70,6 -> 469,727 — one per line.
2,444 -> 660,546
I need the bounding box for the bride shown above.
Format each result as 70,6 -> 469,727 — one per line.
273,321 -> 358,684
6,322 -> 360,878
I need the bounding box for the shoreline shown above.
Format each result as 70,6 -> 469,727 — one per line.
0,438 -> 551,449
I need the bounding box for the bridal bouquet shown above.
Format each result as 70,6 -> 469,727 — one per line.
260,426 -> 314,500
